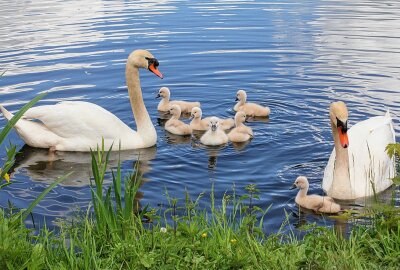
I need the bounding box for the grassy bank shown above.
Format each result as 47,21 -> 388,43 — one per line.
1,147 -> 399,269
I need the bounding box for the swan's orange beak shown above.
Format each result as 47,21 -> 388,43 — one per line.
149,63 -> 163,79
337,126 -> 349,148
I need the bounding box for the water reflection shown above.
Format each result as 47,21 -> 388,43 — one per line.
231,140 -> 252,151
10,145 -> 156,187
1,0 -> 399,234
163,131 -> 192,145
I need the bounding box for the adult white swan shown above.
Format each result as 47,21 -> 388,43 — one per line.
322,101 -> 395,200
0,49 -> 163,151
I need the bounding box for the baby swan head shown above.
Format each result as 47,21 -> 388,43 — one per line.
290,176 -> 309,190
235,89 -> 247,102
234,111 -> 247,125
208,117 -> 220,132
168,104 -> 182,118
190,107 -> 202,119
156,87 -> 170,99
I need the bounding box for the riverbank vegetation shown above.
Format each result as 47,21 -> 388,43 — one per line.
0,101 -> 399,269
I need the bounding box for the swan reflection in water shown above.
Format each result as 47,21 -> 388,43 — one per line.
10,144 -> 157,187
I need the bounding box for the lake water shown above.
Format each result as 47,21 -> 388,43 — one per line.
1,0 -> 399,234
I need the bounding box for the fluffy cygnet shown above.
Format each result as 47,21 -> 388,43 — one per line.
228,111 -> 253,142
156,87 -> 201,113
291,176 -> 341,214
190,107 -> 234,131
165,105 -> 192,135
200,117 -> 229,146
234,89 -> 270,117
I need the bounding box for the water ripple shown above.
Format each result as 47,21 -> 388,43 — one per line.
0,0 -> 399,233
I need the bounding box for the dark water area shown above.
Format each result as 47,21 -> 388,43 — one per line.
0,0 -> 399,234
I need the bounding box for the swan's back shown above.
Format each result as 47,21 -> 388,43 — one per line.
323,112 -> 395,198
25,101 -> 135,139
20,101 -> 142,151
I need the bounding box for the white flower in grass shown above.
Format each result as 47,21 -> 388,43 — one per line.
160,227 -> 167,233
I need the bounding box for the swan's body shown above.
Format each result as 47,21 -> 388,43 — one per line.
157,87 -> 200,113
234,89 -> 270,117
291,176 -> 341,214
200,117 -> 228,146
164,105 -> 192,136
322,101 -> 395,200
228,111 -> 253,142
0,49 -> 163,151
190,107 -> 234,131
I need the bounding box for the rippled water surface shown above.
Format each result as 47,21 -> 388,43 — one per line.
1,0 -> 399,233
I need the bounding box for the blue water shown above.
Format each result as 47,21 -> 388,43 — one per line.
1,0 -> 399,233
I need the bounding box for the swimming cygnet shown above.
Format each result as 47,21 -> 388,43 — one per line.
234,89 -> 270,117
156,87 -> 201,113
228,111 -> 253,142
200,117 -> 229,146
165,105 -> 192,135
190,107 -> 234,131
290,176 -> 341,214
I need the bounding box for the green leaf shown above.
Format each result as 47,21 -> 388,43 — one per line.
14,172 -> 71,222
391,176 -> 400,185
0,92 -> 47,146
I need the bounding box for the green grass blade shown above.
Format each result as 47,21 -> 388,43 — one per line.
0,92 -> 47,146
15,172 -> 72,222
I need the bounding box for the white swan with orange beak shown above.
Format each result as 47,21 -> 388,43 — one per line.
0,49 -> 163,151
322,101 -> 395,200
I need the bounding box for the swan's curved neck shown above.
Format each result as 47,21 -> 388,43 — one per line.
126,63 -> 156,142
192,116 -> 201,124
171,113 -> 180,120
330,120 -> 351,198
235,119 -> 244,127
296,186 -> 308,199
161,95 -> 170,103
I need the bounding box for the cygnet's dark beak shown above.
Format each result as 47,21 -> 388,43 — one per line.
189,114 -> 194,120
156,93 -> 161,99
211,124 -> 217,131
289,184 -> 297,190
235,97 -> 239,101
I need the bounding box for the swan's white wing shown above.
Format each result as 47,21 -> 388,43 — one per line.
22,101 -> 141,151
348,114 -> 395,197
24,101 -> 135,140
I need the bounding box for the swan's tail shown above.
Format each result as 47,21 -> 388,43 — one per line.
385,108 -> 391,119
385,108 -> 396,142
0,105 -> 14,120
1,104 -> 60,149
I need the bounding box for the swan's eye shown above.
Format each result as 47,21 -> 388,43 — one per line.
336,117 -> 348,133
145,57 -> 159,68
